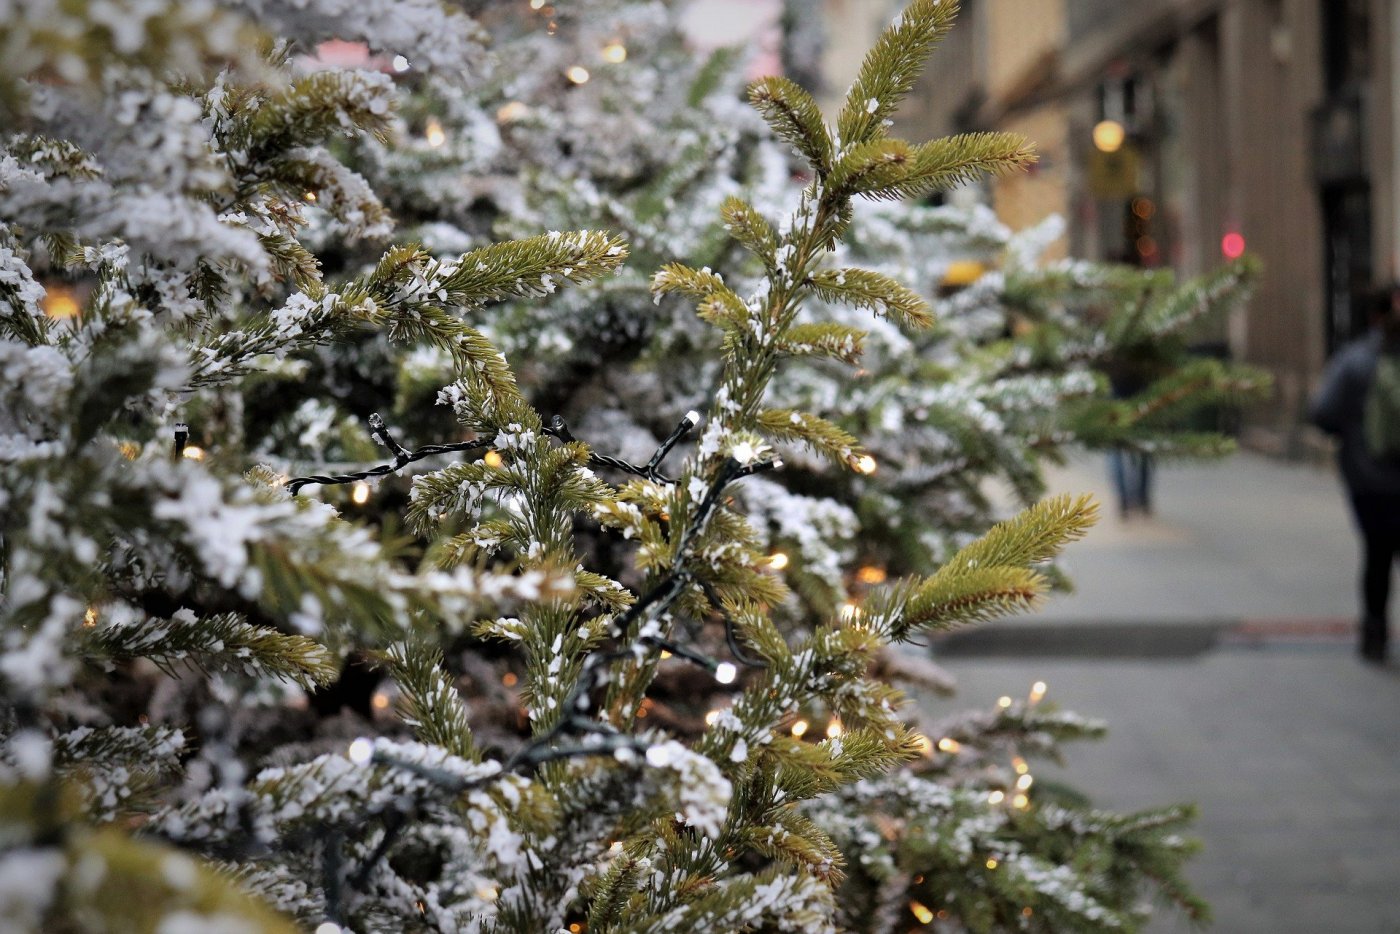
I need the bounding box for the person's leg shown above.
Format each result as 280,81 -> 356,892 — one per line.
1354,494 -> 1394,660
1139,454 -> 1154,516
1108,449 -> 1131,516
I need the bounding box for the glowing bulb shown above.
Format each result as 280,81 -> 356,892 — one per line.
608,840 -> 623,854
351,481 -> 370,505
855,565 -> 886,584
714,662 -> 737,684
565,65 -> 591,85
1016,773 -> 1034,791
790,718 -> 809,738
83,607 -> 98,628
1013,793 -> 1030,809
1092,119 -> 1125,153
767,552 -> 789,570
839,602 -> 861,624
181,445 -> 205,461
496,100 -> 530,123
659,649 -> 672,659
985,857 -> 999,870
475,883 -> 498,902
391,54 -> 410,72
1222,231 -> 1246,260
41,288 -> 80,322
825,718 -> 843,739
909,901 -> 934,924
314,924 -> 343,934
303,190 -> 317,203
1029,680 -> 1047,703
988,789 -> 1005,804
483,450 -> 504,468
937,737 -> 961,754
371,691 -> 391,710
851,454 -> 877,475
529,0 -> 545,7
914,734 -> 933,756
1012,755 -> 1028,775
501,671 -> 518,687
997,695 -> 1012,709
704,709 -> 721,726
347,738 -> 374,766
602,40 -> 627,63
425,117 -> 446,147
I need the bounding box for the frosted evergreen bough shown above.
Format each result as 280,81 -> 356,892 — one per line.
0,1 -> 1248,930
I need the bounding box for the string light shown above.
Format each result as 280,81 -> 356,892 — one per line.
659,649 -> 672,659
42,286 -> 80,320
838,602 -> 861,623
496,100 -> 530,123
371,691 -> 391,711
767,552 -> 789,570
985,857 -> 999,870
825,718 -> 842,739
790,718 -> 809,738
475,883 -> 498,902
909,901 -> 934,924
1028,680 -> 1047,704
855,565 -> 886,584
1016,773 -> 1034,791
851,453 -> 878,475
988,789 -> 1005,804
348,738 -> 374,766
565,65 -> 591,85
1013,793 -> 1030,809
303,190 -> 317,203
483,450 -> 504,468
602,40 -> 627,63
529,0 -> 545,7
704,709 -> 721,726
1092,119 -> 1125,153
996,695 -> 1012,709
501,672 -> 518,687
936,737 -> 961,754
351,481 -> 370,504
314,924 -> 343,934
714,662 -> 737,684
83,607 -> 97,628
391,54 -> 410,72
1022,907 -> 1034,919
914,734 -> 933,756
1012,755 -> 1028,775
181,445 -> 205,461
425,117 -> 446,147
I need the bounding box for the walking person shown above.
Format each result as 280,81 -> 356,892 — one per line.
1310,286 -> 1400,663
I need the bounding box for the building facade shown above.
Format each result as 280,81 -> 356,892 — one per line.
822,0 -> 1400,454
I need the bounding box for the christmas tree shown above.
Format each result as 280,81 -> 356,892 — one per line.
0,1 -> 1258,930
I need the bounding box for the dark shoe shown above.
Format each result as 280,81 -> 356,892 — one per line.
1361,642 -> 1388,664
1361,617 -> 1389,663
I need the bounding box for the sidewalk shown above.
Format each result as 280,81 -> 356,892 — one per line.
921,451 -> 1400,932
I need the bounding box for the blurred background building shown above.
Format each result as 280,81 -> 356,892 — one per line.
813,0 -> 1397,456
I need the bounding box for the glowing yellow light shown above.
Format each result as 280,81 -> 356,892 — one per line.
997,695 -> 1012,709
303,191 -> 317,203
602,40 -> 627,63
937,737 -> 960,754
1022,907 -> 1034,918
851,453 -> 878,475
351,481 -> 370,505
565,65 -> 591,85
704,709 -> 721,726
790,718 -> 809,738
496,100 -> 530,123
118,441 -> 140,460
501,671 -> 518,687
546,19 -> 557,34
988,789 -> 1005,804
181,445 -> 205,462
425,117 -> 446,148
986,857 -> 999,870
825,718 -> 843,739
1012,755 -> 1028,775
767,552 -> 789,571
569,924 -> 582,933
83,607 -> 98,628
1013,793 -> 1030,809
483,450 -> 504,468
659,650 -> 672,659
839,602 -> 861,624
909,900 -> 935,924
855,565 -> 887,585
941,259 -> 986,287
1029,680 -> 1047,703
476,883 -> 498,902
529,0 -> 545,7
371,691 -> 390,710
1092,119 -> 1125,153
914,734 -> 933,756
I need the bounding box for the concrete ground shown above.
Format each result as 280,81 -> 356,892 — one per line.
922,451 -> 1400,933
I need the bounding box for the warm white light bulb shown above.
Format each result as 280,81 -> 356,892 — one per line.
565,65 -> 591,85
714,662 -> 737,684
348,738 -> 374,765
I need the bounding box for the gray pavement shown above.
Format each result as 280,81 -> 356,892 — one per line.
921,451 -> 1400,932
